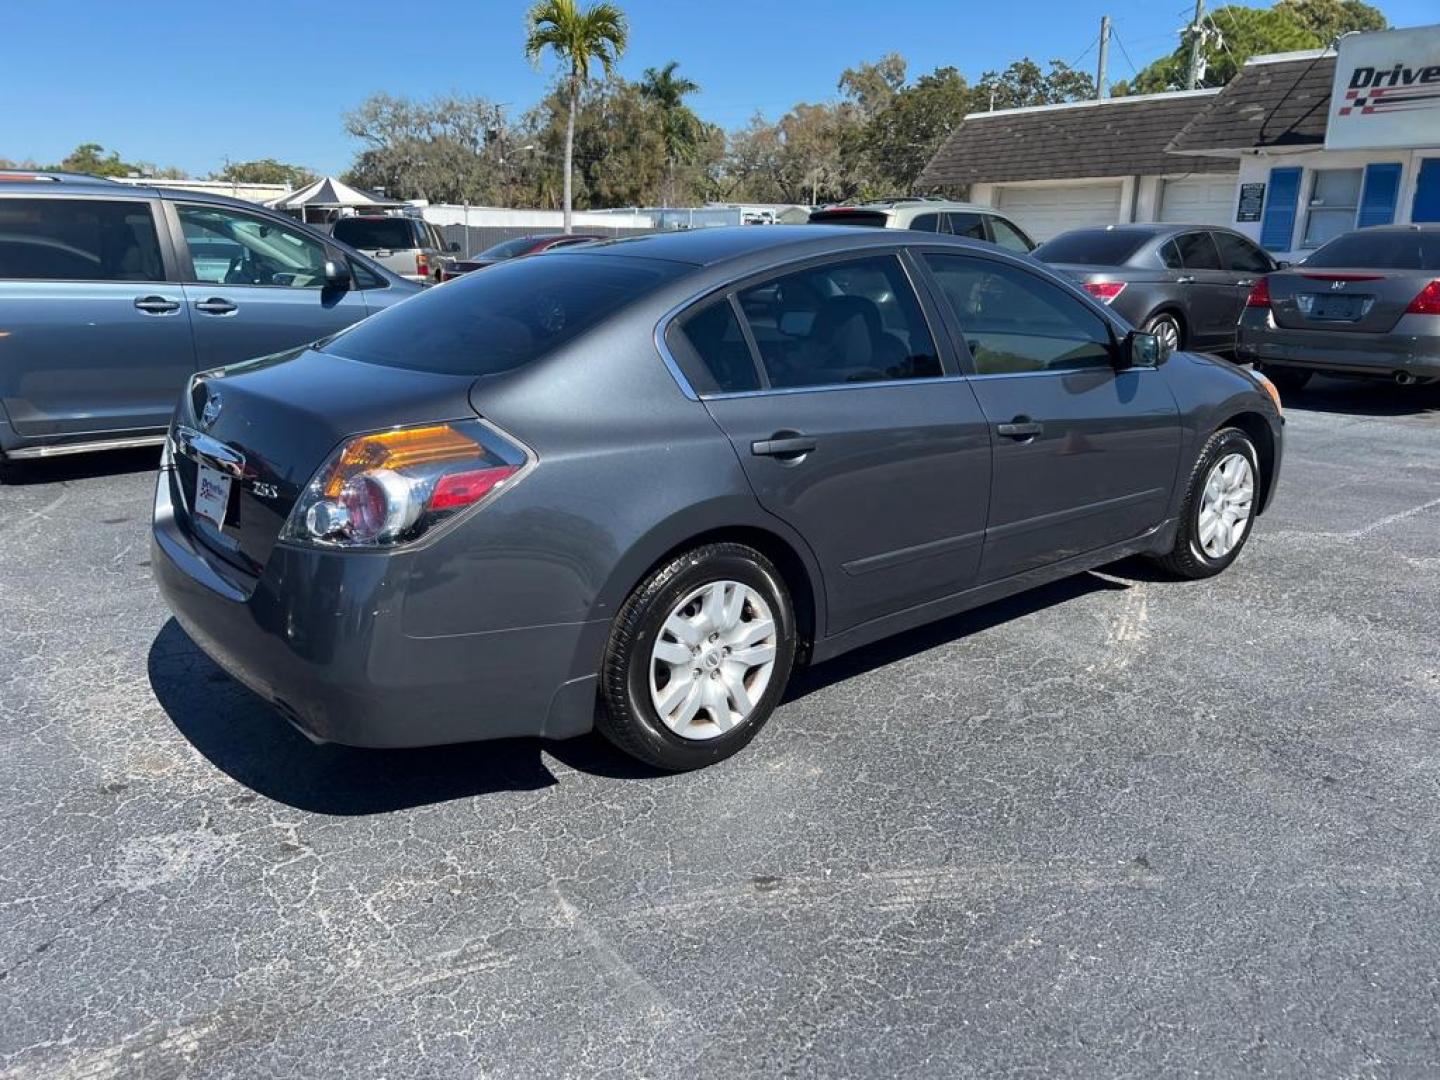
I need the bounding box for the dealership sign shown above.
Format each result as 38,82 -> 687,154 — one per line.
1326,24 -> 1440,150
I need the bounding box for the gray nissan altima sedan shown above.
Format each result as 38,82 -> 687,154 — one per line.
152,226 -> 1284,770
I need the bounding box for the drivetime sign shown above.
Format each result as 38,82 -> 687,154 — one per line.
1326,24 -> 1440,150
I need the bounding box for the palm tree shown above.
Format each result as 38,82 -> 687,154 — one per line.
639,61 -> 702,206
524,0 -> 628,232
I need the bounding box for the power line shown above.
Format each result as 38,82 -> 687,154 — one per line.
1111,27 -> 1141,77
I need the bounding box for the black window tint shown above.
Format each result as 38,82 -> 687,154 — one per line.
910,213 -> 940,232
332,217 -> 416,250
350,258 -> 387,289
1159,239 -> 1184,270
987,216 -> 1034,253
735,255 -> 941,389
323,253 -> 690,375
668,298 -> 760,394
946,212 -> 987,240
1174,231 -> 1222,270
1301,230 -> 1440,270
924,253 -> 1113,375
0,198 -> 163,282
1032,229 -> 1147,265
1213,232 -> 1273,273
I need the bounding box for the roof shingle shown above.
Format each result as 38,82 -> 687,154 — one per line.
1168,54 -> 1335,154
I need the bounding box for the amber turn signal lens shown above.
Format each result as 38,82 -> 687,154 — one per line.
323,425 -> 481,497
1252,371 -> 1283,416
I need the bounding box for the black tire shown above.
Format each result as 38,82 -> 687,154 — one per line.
1152,427 -> 1261,580
1258,364 -> 1311,394
598,542 -> 796,771
1143,312 -> 1184,355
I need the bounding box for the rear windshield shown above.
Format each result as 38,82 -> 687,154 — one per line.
322,253 -> 691,375
1302,230 -> 1440,270
1033,230 -> 1148,266
808,210 -> 889,227
478,235 -> 544,260
332,217 -> 417,250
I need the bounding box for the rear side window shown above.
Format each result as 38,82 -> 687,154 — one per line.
0,198 -> 163,281
324,253 -> 691,375
667,298 -> 761,394
910,213 -> 940,232
1032,229 -> 1147,265
1159,239 -> 1183,270
946,212 -> 987,241
332,217 -> 416,250
924,253 -> 1113,375
1174,231 -> 1222,270
1302,230 -> 1440,270
1213,232 -> 1273,273
734,254 -> 941,389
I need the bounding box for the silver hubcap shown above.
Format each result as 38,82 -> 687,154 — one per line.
649,580 -> 778,741
1197,452 -> 1254,559
1151,317 -> 1180,354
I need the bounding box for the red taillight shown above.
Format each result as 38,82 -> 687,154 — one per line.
1082,281 -> 1127,304
430,466 -> 519,511
1405,279 -> 1440,315
416,252 -> 430,276
1245,278 -> 1272,308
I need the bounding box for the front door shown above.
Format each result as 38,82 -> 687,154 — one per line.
0,195 -> 194,439
168,201 -> 369,371
919,250 -> 1181,583
676,252 -> 993,635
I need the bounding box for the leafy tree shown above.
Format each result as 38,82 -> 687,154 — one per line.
524,0 -> 628,231
838,54 -> 908,121
865,66 -> 972,195
1276,0 -> 1387,44
639,61 -> 703,205
976,59 -> 1096,111
57,143 -> 133,177
215,158 -> 315,187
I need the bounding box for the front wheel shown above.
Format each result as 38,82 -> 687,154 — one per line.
1152,427 -> 1260,580
599,543 -> 796,770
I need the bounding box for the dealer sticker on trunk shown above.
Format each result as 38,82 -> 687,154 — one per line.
194,462 -> 232,529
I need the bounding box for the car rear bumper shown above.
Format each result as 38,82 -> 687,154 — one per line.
1236,313 -> 1440,378
150,466 -> 603,748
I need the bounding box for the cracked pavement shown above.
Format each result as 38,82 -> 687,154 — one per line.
2,377 -> 1438,1078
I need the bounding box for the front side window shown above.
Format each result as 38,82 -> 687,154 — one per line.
735,255 -> 941,389
924,253 -> 1113,375
987,216 -> 1034,253
1174,231 -> 1222,270
1303,168 -> 1363,248
0,198 -> 163,282
1213,232 -> 1273,273
667,297 -> 760,394
178,204 -> 328,288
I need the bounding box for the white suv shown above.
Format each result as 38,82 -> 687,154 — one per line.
809,198 -> 1035,253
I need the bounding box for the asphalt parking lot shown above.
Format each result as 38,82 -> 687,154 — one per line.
1,376 -> 1438,1078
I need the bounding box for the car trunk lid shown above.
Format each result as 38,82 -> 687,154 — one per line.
1266,268 -> 1430,333
170,346 -> 481,575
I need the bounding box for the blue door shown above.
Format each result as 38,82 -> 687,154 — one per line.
1413,158 -> 1440,223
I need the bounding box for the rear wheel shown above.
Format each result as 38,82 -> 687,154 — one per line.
1152,427 -> 1260,580
599,543 -> 796,770
1258,364 -> 1311,394
1143,312 -> 1183,356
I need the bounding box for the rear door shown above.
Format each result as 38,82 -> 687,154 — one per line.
168,201 -> 371,371
1169,231 -> 1237,347
918,250 -> 1180,582
0,194 -> 194,439
1213,231 -> 1275,319
679,251 -> 993,634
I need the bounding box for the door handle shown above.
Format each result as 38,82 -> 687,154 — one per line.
751,435 -> 816,459
194,297 -> 238,315
133,295 -> 181,314
1175,275 -> 1196,284
1236,278 -> 1257,287
996,418 -> 1044,439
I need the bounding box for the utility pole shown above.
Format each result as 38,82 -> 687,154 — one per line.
1097,15 -> 1111,100
1185,0 -> 1205,90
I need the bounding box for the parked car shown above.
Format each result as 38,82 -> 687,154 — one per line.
1237,225 -> 1440,392
808,198 -> 1036,253
153,225 -> 1283,771
330,214 -> 457,284
437,232 -> 610,281
1033,224 -> 1278,356
0,171 -> 420,464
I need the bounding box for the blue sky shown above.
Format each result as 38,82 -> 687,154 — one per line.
5,0 -> 1435,177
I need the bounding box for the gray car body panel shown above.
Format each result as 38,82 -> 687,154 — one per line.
152,226 -> 1282,748
0,178 -> 420,460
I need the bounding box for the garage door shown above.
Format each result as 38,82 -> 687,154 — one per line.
995,183 -> 1123,242
1158,175 -> 1238,225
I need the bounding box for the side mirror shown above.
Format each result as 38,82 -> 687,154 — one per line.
1275,260 -> 1292,269
1117,329 -> 1164,370
323,258 -> 353,289
448,241 -> 461,253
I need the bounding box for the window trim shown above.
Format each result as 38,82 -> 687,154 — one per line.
0,192 -> 179,284
654,246 -> 962,400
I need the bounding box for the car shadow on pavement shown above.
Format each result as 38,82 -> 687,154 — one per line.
148,619 -> 667,816
1,446 -> 161,485
1281,375 -> 1440,418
